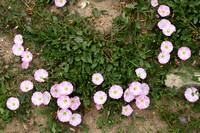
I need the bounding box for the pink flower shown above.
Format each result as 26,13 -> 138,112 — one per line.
162,23 -> 176,36
43,91 -> 51,105
69,113 -> 82,126
21,51 -> 33,62
22,62 -> 29,69
12,44 -> 24,56
6,97 -> 20,110
157,19 -> 171,30
31,92 -> 43,106
50,84 -> 61,98
151,0 -> 158,7
70,96 -> 81,110
20,80 -> 33,92
141,83 -> 150,95
158,52 -> 170,64
57,95 -> 71,109
161,41 -> 173,53
158,5 -> 170,17
34,69 -> 48,82
96,104 -> 103,110
109,85 -> 123,99
184,87 -> 199,102
192,60 -> 196,66
70,128 -> 75,132
55,0 -> 66,7
122,104 -> 133,116
129,81 -> 142,96
135,68 -> 147,79
124,88 -> 135,102
92,73 -> 104,85
178,47 -> 191,60
5,65 -> 9,69
93,91 -> 107,104
136,95 -> 150,109
59,81 -> 73,96
14,34 -> 23,45
57,109 -> 72,122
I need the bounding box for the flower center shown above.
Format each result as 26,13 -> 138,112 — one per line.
72,117 -> 75,120
161,55 -> 165,58
191,92 -> 195,97
63,112 -> 67,115
166,30 -> 170,33
100,96 -> 103,100
20,38 -> 22,42
155,2 -> 158,4
126,92 -> 128,96
60,0 -> 63,3
140,99 -> 144,103
64,99 -> 68,103
26,55 -> 29,58
25,87 -> 29,90
55,89 -> 58,93
162,10 -> 165,14
124,108 -> 128,111
164,45 -> 168,49
39,97 -> 42,101
39,76 -> 43,79
12,103 -> 16,106
65,87 -> 68,91
133,87 -> 136,91
95,77 -> 99,81
19,47 -> 21,50
182,51 -> 186,55
71,100 -> 75,104
114,90 -> 117,94
138,73 -> 141,77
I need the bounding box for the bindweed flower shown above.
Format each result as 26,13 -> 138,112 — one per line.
136,95 -> 150,109
31,92 -> 43,106
135,68 -> 147,79
124,88 -> 135,103
12,44 -> 24,56
129,81 -> 142,96
43,91 -> 51,105
158,5 -> 170,17
34,69 -> 48,82
6,97 -> 20,110
55,0 -> 66,7
192,60 -> 196,66
93,91 -> 107,105
161,41 -> 173,53
157,19 -> 171,30
70,128 -> 75,132
50,84 -> 61,98
122,104 -> 133,116
178,47 -> 191,60
22,62 -> 29,69
70,96 -> 81,110
109,85 -> 123,99
20,80 -> 33,92
69,113 -> 82,126
96,104 -> 103,110
21,51 -> 33,62
184,87 -> 199,102
162,23 -> 176,36
57,95 -> 71,109
141,83 -> 150,95
5,65 -> 9,69
92,73 -> 104,85
57,109 -> 72,122
158,52 -> 170,64
59,81 -> 73,96
151,0 -> 158,7
14,34 -> 23,45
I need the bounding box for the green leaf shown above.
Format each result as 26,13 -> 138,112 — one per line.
129,124 -> 134,132
136,20 -> 141,29
136,116 -> 146,122
64,64 -> 69,72
92,8 -> 100,18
